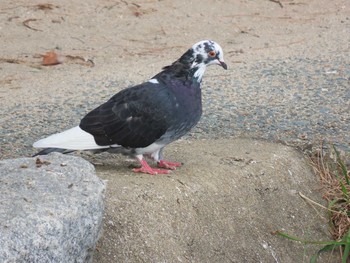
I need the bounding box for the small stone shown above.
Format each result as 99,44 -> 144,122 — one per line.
298,133 -> 308,140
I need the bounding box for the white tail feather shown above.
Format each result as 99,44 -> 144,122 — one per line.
33,126 -> 113,150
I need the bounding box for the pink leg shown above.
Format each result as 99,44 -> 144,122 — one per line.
133,158 -> 170,175
157,160 -> 182,170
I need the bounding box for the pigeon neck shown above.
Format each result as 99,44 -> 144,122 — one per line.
160,49 -> 207,83
189,64 -> 206,83
160,62 -> 204,84
179,48 -> 206,83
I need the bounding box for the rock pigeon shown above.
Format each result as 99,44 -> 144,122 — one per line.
33,40 -> 227,174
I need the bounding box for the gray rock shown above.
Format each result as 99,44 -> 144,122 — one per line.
94,139 -> 338,262
0,153 -> 105,263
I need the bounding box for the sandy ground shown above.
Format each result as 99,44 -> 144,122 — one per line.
0,0 -> 349,262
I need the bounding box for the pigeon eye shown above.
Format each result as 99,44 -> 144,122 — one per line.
208,51 -> 216,57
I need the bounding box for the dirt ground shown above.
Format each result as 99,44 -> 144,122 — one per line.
1,0 -> 349,101
0,0 -> 349,262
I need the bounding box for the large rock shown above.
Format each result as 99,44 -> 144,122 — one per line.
0,153 -> 105,263
94,139 -> 337,262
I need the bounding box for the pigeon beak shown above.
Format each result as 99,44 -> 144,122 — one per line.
218,60 -> 227,70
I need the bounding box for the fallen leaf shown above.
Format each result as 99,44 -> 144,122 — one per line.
42,51 -> 63,66
0,58 -> 42,69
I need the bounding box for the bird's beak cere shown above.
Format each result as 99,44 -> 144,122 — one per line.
218,60 -> 227,70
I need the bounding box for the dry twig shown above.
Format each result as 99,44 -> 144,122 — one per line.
269,0 -> 283,8
0,58 -> 42,69
22,18 -> 42,31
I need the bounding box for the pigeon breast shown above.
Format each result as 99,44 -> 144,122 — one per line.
158,77 -> 202,143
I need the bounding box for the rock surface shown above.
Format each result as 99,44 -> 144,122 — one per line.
93,139 -> 337,262
0,153 -> 105,263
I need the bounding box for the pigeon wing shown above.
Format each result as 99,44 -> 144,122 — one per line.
79,82 -> 174,148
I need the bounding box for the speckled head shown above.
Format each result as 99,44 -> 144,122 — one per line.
179,40 -> 227,82
191,40 -> 227,70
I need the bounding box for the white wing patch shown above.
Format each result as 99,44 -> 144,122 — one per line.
33,126 -> 115,150
148,78 -> 159,84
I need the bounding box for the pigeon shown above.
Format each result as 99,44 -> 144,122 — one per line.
33,40 -> 227,175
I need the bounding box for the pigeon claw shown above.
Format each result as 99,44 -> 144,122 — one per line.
157,160 -> 182,170
133,158 -> 171,175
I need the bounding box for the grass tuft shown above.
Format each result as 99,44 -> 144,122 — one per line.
275,143 -> 350,262
310,144 -> 350,241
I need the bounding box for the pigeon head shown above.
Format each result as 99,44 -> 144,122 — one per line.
190,40 -> 227,69
181,40 -> 227,82
162,40 -> 227,82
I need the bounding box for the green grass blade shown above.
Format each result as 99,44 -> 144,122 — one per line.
341,229 -> 350,263
342,244 -> 349,263
338,180 -> 349,199
275,231 -> 349,246
310,254 -> 318,263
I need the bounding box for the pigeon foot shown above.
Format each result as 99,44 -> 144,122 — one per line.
133,158 -> 170,175
157,160 -> 182,170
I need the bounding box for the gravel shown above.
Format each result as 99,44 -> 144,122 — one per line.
198,57 -> 350,151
